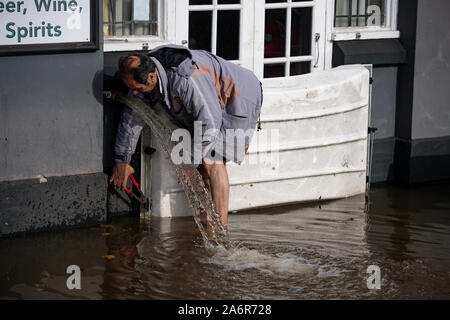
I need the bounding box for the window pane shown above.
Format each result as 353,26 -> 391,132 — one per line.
111,0 -> 123,22
189,11 -> 212,51
334,0 -> 349,27
114,23 -> 131,36
134,23 -> 148,35
218,0 -> 240,4
103,0 -> 113,36
265,9 -> 286,58
264,64 -> 285,78
217,10 -> 240,60
103,0 -> 158,37
122,0 -> 131,21
190,0 -> 212,5
290,62 -> 311,76
133,23 -> 157,36
104,0 -> 112,22
291,7 -> 312,57
134,0 -> 150,20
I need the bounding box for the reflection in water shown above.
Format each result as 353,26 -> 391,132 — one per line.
368,186 -> 412,262
100,219 -> 145,299
0,184 -> 449,299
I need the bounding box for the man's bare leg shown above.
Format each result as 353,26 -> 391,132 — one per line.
199,159 -> 229,228
197,164 -> 212,225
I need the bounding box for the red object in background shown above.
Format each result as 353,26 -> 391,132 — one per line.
264,20 -> 286,59
264,12 -> 301,78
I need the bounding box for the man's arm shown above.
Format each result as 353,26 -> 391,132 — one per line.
110,97 -> 146,190
114,105 -> 145,163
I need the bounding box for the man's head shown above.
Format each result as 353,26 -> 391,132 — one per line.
118,54 -> 158,95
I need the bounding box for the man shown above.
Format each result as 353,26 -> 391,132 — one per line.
109,44 -> 263,228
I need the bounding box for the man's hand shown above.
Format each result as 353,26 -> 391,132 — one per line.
109,162 -> 135,191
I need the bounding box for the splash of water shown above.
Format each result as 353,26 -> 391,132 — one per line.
115,95 -> 228,246
114,96 -> 314,276
203,245 -> 314,276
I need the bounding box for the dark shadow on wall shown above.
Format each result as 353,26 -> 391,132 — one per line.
99,61 -> 142,217
102,72 -> 129,170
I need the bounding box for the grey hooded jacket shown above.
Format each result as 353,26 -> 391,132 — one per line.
114,44 -> 263,165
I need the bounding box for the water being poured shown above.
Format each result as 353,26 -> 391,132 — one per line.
114,95 -> 315,278
115,95 -> 228,246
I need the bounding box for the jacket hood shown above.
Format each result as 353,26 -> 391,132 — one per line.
147,44 -> 193,71
149,56 -> 173,110
148,44 -> 198,110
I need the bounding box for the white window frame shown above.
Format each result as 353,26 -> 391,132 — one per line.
103,0 -> 174,52
175,0 -> 255,70
103,1 -> 399,72
177,0 -> 326,79
254,0 -> 326,79
330,0 -> 399,41
186,1 -> 244,65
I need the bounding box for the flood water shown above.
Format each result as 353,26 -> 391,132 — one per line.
0,183 -> 449,300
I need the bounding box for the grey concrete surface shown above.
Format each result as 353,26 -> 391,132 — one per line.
412,0 -> 450,140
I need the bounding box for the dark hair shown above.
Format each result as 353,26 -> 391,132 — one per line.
118,53 -> 156,84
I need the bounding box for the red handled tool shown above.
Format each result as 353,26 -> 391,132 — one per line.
124,174 -> 148,211
124,174 -> 140,195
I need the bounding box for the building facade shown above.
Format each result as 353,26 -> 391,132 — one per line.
1,0 -> 449,236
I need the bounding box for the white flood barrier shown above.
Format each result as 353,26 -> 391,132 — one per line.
145,65 -> 370,217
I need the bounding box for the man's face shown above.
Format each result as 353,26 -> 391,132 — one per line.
123,56 -> 158,95
124,73 -> 158,96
